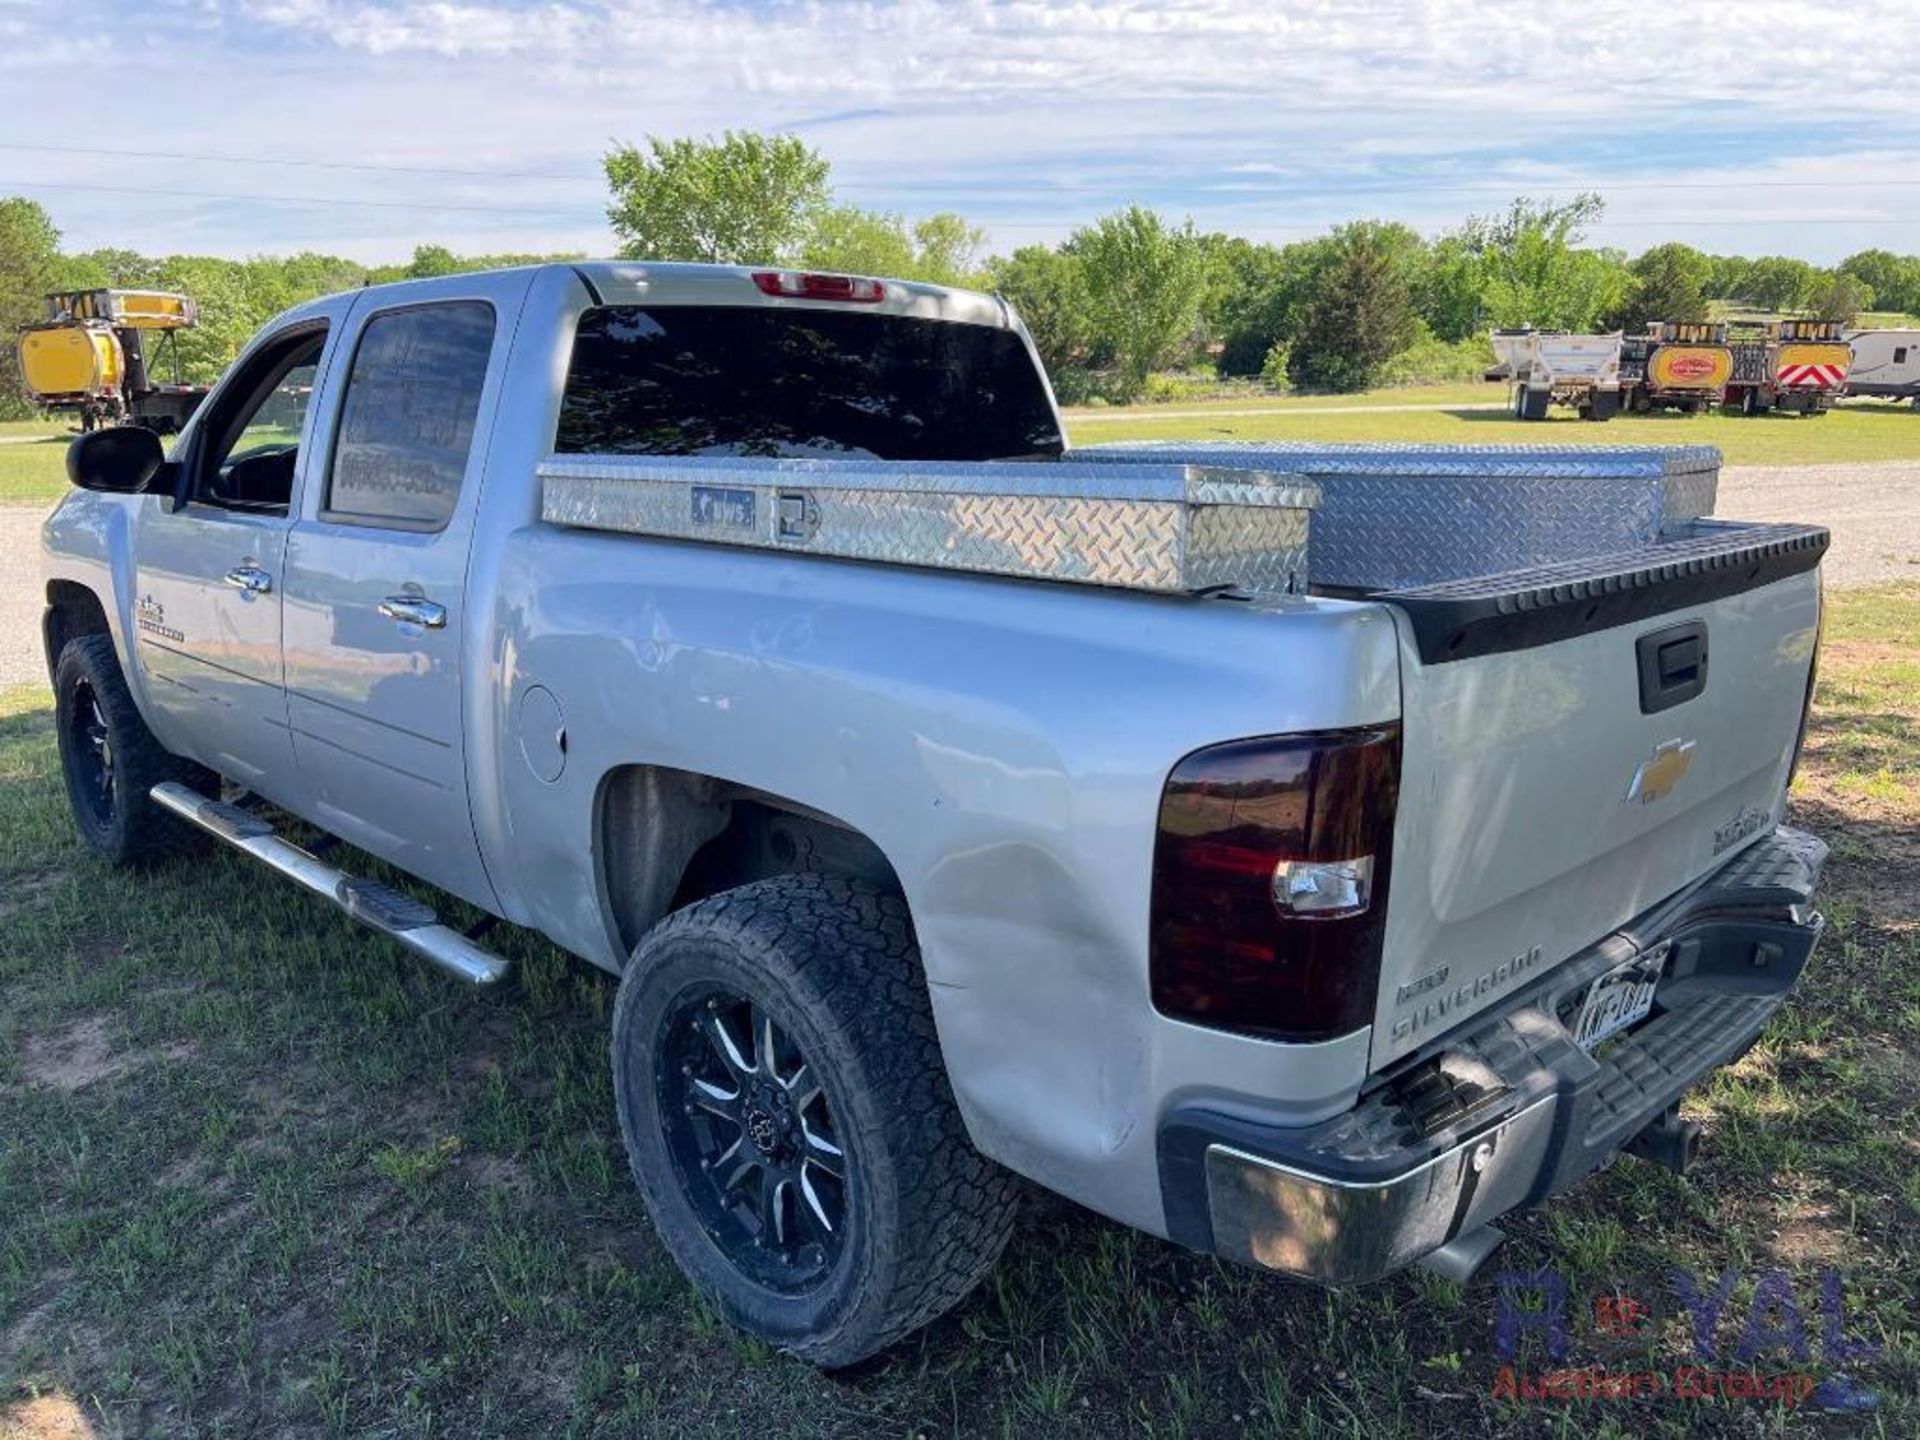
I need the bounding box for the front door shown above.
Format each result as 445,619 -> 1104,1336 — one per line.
281,276 -> 526,908
132,311 -> 345,796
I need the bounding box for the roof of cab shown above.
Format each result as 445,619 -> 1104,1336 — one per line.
566,261 -> 1012,328
292,260 -> 1013,331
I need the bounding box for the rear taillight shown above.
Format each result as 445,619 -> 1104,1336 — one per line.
750,270 -> 887,303
1150,726 -> 1400,1042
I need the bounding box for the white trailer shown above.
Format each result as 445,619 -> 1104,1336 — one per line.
1492,328 -> 1624,421
1844,328 -> 1920,403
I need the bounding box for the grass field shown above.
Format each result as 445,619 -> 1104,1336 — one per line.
1075,382 -> 1497,414
0,432 -> 69,509
1067,393 -> 1920,466
1,587 -> 1916,1437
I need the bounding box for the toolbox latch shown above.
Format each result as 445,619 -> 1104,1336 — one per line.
776,490 -> 818,545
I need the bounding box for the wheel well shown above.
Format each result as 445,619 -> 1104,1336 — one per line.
597,765 -> 904,959
43,581 -> 111,684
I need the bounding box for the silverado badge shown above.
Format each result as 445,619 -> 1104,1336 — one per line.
1626,737 -> 1695,805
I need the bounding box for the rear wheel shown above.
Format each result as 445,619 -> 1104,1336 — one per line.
54,634 -> 209,866
611,875 -> 1021,1366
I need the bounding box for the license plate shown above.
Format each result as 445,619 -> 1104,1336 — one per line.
1571,945 -> 1667,1052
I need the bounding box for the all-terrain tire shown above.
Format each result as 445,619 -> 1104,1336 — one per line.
611,874 -> 1021,1366
53,634 -> 210,865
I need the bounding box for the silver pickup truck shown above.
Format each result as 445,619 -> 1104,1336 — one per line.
41,262 -> 1829,1365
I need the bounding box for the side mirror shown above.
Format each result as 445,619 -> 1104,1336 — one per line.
67,426 -> 169,495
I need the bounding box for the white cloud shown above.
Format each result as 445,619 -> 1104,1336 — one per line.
229,0 -> 1916,114
4,0 -> 1919,262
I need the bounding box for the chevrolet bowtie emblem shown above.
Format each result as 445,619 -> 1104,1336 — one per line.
1626,738 -> 1696,805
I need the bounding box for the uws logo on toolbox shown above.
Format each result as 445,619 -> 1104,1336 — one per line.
1489,1266 -> 1879,1413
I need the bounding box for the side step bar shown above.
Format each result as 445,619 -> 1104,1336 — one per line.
150,782 -> 512,986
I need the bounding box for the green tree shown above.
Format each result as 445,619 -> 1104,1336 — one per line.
1064,206 -> 1208,401
1417,233 -> 1487,342
55,247 -> 161,290
405,244 -> 462,279
0,197 -> 63,418
988,244 -> 1092,384
1738,256 -> 1819,312
149,256 -> 260,383
1611,242 -> 1712,331
1205,233 -> 1340,377
800,206 -> 916,278
604,131 -> 830,264
1440,194 -> 1628,333
800,207 -> 985,285
1288,223 -> 1418,392
1702,253 -> 1752,303
1838,249 -> 1919,315
909,213 -> 986,287
1806,271 -> 1873,325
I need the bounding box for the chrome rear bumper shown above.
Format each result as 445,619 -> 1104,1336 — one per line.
1161,825 -> 1826,1285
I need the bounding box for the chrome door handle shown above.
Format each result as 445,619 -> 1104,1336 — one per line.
379,596 -> 447,629
223,565 -> 273,595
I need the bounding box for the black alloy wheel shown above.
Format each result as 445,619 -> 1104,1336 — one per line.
659,986 -> 849,1293
64,673 -> 116,830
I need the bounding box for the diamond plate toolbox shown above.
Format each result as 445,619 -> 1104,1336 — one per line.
539,455 -> 1321,595
1071,441 -> 1720,592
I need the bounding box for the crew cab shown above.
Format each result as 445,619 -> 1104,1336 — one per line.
42,263 -> 1829,1365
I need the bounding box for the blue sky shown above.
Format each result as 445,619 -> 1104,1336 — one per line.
4,0 -> 1918,264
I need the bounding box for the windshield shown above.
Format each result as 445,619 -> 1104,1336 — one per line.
555,304 -> 1063,462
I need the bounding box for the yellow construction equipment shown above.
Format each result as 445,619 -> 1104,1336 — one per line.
17,288 -> 209,432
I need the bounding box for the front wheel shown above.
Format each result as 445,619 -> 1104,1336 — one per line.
611,875 -> 1021,1366
54,634 -> 209,866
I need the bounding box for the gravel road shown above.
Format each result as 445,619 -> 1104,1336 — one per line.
2,461 -> 1915,690
1716,461 -> 1920,590
1,506 -> 46,691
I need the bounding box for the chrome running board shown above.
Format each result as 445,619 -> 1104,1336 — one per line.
150,782 -> 512,986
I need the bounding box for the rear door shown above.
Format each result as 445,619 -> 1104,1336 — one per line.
1371,558 -> 1821,1069
280,272 -> 528,908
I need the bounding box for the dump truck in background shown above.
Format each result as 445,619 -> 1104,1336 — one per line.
1620,322 -> 1733,414
1726,320 -> 1850,417
16,289 -> 209,433
1487,328 -> 1623,421
1843,327 -> 1920,404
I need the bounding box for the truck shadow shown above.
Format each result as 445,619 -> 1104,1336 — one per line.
1446,406 -> 1720,425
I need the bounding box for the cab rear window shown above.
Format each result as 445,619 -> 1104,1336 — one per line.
555,305 -> 1063,462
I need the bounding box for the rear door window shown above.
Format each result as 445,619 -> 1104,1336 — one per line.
555,305 -> 1062,462
326,301 -> 495,530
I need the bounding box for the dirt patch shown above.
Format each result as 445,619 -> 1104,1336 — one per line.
0,872 -> 63,923
0,1394 -> 98,1440
464,1152 -> 531,1195
1794,805 -> 1920,926
19,1018 -> 123,1092
17,1017 -> 195,1094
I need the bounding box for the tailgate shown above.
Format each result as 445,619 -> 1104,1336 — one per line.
1538,336 -> 1618,380
1370,522 -> 1825,1069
